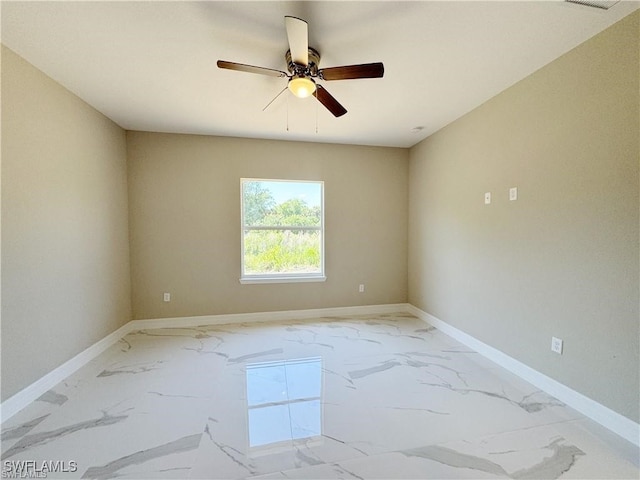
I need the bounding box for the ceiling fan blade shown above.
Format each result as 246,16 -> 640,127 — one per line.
319,62 -> 384,81
285,16 -> 309,66
217,60 -> 287,78
313,84 -> 347,117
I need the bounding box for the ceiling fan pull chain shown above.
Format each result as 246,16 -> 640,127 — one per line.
263,86 -> 288,112
315,94 -> 319,134
286,92 -> 289,132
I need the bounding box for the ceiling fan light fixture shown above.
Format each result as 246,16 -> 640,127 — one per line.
288,75 -> 316,98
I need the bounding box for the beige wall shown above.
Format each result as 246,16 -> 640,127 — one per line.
2,10 -> 637,428
127,132 -> 408,320
1,46 -> 132,401
408,12 -> 639,423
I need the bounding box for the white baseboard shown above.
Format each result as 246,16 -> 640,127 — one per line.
130,303 -> 410,330
406,305 -> 640,448
0,303 -> 408,422
4,302 -> 638,449
0,322 -> 133,421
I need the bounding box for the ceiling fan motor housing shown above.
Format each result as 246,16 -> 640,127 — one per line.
286,47 -> 320,76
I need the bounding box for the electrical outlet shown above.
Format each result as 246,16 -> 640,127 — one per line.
551,336 -> 563,354
359,284 -> 365,293
484,192 -> 491,205
163,292 -> 171,302
509,187 -> 518,201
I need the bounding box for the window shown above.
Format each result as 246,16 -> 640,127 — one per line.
240,179 -> 325,283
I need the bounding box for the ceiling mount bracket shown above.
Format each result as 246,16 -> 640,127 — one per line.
286,47 -> 320,76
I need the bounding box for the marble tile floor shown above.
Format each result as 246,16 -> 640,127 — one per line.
1,313 -> 638,479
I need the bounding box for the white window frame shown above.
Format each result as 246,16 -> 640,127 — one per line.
240,178 -> 326,284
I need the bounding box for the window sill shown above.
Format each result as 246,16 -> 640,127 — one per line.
239,275 -> 327,285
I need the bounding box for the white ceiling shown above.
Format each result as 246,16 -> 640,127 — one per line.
2,1 -> 638,148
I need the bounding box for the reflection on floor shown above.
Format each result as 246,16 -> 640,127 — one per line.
2,313 -> 638,479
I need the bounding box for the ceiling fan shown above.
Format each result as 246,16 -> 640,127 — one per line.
217,16 -> 384,118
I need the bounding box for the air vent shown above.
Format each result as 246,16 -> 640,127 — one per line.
565,0 -> 620,10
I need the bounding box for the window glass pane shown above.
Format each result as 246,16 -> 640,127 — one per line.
244,229 -> 321,275
243,180 -> 321,227
285,357 -> 322,400
289,400 -> 321,440
248,405 -> 291,447
246,362 -> 286,406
